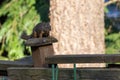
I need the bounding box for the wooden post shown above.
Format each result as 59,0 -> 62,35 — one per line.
31,45 -> 54,67
25,37 -> 57,67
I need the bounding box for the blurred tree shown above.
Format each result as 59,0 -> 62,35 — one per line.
35,0 -> 50,22
104,0 -> 120,54
0,0 -> 50,60
50,0 -> 105,68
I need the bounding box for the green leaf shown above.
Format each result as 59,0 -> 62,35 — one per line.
0,56 -> 8,60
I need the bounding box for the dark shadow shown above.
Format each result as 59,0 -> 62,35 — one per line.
34,0 -> 50,22
0,70 -> 8,76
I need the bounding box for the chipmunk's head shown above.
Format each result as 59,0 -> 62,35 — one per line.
34,22 -> 51,32
42,22 -> 51,31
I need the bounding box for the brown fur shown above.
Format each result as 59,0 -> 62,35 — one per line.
21,22 -> 51,40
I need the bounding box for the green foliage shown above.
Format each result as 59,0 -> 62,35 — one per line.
104,7 -> 109,13
105,16 -> 120,54
0,0 -> 49,60
0,56 -> 8,60
105,33 -> 120,54
105,3 -> 120,54
35,0 -> 50,22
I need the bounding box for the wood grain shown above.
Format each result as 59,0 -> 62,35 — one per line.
25,36 -> 57,46
46,54 -> 120,64
8,68 -> 120,80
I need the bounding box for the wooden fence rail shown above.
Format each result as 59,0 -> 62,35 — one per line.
45,54 -> 120,80
45,54 -> 120,64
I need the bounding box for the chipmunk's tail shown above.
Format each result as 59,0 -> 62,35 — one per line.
21,31 -> 31,40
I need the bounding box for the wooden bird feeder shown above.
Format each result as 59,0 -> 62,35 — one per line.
24,36 -> 57,67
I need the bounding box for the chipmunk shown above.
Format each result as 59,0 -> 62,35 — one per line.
21,22 -> 51,40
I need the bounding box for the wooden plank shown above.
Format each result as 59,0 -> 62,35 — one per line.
45,54 -> 120,64
8,68 -> 120,80
25,36 -> 58,46
31,45 -> 54,67
0,56 -> 33,70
